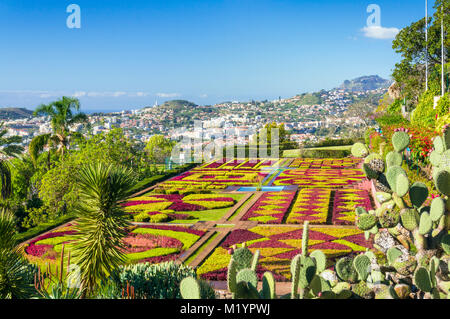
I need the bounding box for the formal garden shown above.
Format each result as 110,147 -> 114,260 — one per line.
0,120 -> 446,300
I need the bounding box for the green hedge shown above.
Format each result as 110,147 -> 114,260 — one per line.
129,163 -> 196,194
15,213 -> 76,245
283,148 -> 350,158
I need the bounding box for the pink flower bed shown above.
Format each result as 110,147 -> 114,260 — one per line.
332,189 -> 373,225
25,230 -> 77,258
241,191 -> 296,224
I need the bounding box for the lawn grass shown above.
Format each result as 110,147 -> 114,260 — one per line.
184,231 -> 219,266
227,194 -> 254,221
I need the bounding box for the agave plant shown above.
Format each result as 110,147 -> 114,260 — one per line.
70,162 -> 136,297
0,209 -> 37,299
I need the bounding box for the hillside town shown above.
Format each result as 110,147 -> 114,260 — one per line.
2,82 -> 387,151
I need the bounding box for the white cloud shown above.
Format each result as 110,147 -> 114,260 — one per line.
156,92 -> 181,98
72,91 -> 87,98
361,26 -> 399,40
199,94 -> 208,98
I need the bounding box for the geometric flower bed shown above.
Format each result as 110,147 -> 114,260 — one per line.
158,169 -> 269,190
332,189 -> 373,225
285,188 -> 331,224
22,224 -> 206,266
197,225 -> 372,281
122,193 -> 239,223
272,168 -> 365,188
199,158 -> 291,170
240,191 -> 297,224
289,158 -> 361,169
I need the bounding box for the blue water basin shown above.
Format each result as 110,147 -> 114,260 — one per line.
237,186 -> 285,192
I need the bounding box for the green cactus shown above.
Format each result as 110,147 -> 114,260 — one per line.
434,136 -> 446,154
236,268 -> 258,288
227,258 -> 238,294
409,182 -> 429,208
335,257 -> 358,283
355,206 -> 368,216
430,197 -> 446,222
302,221 -> 309,256
261,272 -> 276,299
180,276 -> 202,299
332,282 -> 352,299
310,275 -> 331,296
232,247 -> 253,270
414,267 -> 433,292
386,247 -> 403,265
430,151 -> 442,166
351,142 -> 369,158
290,255 -> 301,299
418,212 -> 432,235
235,281 -> 260,299
392,131 -> 410,152
400,208 -> 419,231
251,249 -> 260,271
357,213 -> 378,231
386,165 -> 409,196
298,256 -> 316,289
386,151 -> 403,168
310,250 -> 327,273
434,169 -> 450,196
363,163 -> 379,180
441,234 -> 450,255
353,255 -> 371,281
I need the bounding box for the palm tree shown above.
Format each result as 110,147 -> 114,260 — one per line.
29,97 -> 88,167
70,162 -> 136,297
0,123 -> 24,200
0,208 -> 36,299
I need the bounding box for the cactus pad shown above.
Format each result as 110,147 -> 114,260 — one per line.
430,151 -> 442,167
430,197 -> 445,222
409,182 -> 429,208
227,259 -> 238,293
441,234 -> 450,255
355,206 -> 368,216
414,267 -> 433,292
434,136 -> 445,154
386,151 -> 403,168
180,276 -> 201,299
335,257 -> 358,283
251,249 -> 260,271
298,256 -> 317,289
261,272 -> 276,299
418,212 -> 432,235
232,247 -> 254,270
357,213 -> 378,231
310,250 -> 327,273
400,208 -> 419,231
434,169 -> 450,196
353,255 -> 371,281
236,268 -> 258,289
392,131 -> 410,152
386,247 -> 403,265
363,163 -> 379,180
310,275 -> 331,296
351,142 -> 369,158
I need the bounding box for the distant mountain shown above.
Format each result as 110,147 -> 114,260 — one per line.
0,108 -> 33,120
339,75 -> 392,92
153,100 -> 198,110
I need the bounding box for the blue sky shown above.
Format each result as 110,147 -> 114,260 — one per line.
0,0 -> 431,111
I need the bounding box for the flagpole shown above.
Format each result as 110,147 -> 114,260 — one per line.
442,2 -> 445,97
426,0 -> 428,91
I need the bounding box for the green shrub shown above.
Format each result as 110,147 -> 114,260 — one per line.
112,261 -> 197,299
149,214 -> 170,223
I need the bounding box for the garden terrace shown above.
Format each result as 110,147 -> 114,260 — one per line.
20,155 -> 376,286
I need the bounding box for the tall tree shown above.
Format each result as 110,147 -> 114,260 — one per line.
29,97 -> 88,166
392,0 -> 450,103
70,162 -> 136,297
0,123 -> 24,200
145,135 -> 175,164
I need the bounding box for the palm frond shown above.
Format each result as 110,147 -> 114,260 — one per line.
29,134 -> 51,165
